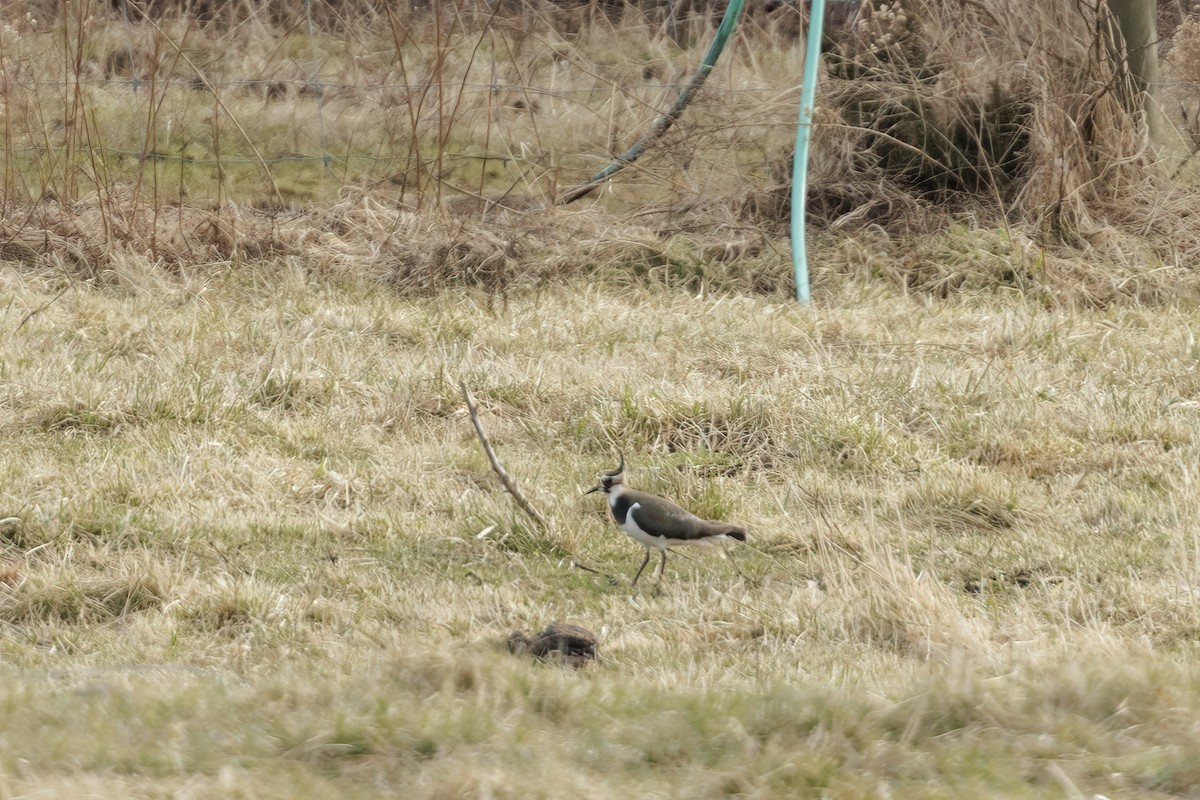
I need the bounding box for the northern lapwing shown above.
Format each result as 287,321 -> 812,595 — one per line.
585,454 -> 747,586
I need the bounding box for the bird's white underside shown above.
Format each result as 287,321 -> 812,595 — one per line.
621,502 -> 731,552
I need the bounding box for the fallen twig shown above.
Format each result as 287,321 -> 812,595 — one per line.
460,380 -> 549,531
568,559 -> 619,584
460,381 -> 627,583
14,282 -> 72,333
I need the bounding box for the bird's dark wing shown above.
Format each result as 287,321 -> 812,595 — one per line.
625,490 -> 718,540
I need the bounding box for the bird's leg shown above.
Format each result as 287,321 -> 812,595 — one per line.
631,549 -> 652,587
655,550 -> 668,584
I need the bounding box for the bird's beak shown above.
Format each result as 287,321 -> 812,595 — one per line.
584,483 -> 602,495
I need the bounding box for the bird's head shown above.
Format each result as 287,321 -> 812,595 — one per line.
584,452 -> 625,495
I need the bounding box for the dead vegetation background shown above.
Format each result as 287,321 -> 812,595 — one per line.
7,3 -> 1200,797
0,0 -> 1198,304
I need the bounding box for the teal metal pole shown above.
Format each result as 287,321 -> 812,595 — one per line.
790,0 -> 828,304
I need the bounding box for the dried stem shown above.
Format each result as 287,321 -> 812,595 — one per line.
459,380 -> 619,582
14,282 -> 72,333
460,380 -> 548,531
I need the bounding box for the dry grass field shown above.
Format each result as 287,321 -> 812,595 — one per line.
5,1 -> 1200,797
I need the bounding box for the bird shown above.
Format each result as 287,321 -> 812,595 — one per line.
585,453 -> 747,586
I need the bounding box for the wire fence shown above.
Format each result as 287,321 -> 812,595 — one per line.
0,1 -> 828,211
2,2 -> 1198,212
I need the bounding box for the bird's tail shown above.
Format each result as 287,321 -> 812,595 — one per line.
711,524 -> 746,542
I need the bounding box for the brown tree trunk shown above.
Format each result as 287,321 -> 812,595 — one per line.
1106,0 -> 1164,144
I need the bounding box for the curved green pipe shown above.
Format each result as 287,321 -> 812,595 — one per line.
559,0 -> 746,205
791,0 -> 828,304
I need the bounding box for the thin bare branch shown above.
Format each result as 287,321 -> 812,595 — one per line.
14,282 -> 72,333
460,380 -> 548,532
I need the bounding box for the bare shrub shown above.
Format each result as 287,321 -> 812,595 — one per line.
1164,15 -> 1200,153
737,0 -> 1200,303
792,0 -> 1141,238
